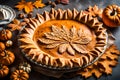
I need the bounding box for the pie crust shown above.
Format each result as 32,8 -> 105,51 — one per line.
19,8 -> 108,70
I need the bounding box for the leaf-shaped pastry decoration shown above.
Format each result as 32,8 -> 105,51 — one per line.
71,44 -> 88,53
33,0 -> 45,8
64,45 -> 120,78
44,33 -> 61,40
62,25 -> 70,37
59,44 -> 68,53
70,26 -> 77,38
15,0 -> 34,14
38,25 -> 92,55
67,45 -> 75,55
85,5 -> 103,18
46,43 -> 60,49
73,37 -> 92,44
38,38 -> 58,44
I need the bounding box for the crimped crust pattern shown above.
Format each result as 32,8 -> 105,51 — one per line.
19,8 -> 107,69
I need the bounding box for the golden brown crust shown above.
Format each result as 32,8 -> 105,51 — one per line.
19,9 -> 108,69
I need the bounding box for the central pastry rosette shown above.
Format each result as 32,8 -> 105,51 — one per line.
38,25 -> 92,55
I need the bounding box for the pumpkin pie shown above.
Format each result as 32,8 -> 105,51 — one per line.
19,8 -> 108,75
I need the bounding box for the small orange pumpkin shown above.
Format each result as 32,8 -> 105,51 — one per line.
0,29 -> 12,41
0,64 -> 9,77
102,4 -> 120,27
0,42 -> 5,52
0,50 -> 15,65
10,70 -> 29,80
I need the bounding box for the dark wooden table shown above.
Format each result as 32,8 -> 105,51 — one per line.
0,0 -> 120,80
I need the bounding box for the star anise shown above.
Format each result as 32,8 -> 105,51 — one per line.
38,25 -> 92,55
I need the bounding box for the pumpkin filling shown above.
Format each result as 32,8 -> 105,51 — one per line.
19,9 -> 108,68
33,20 -> 96,59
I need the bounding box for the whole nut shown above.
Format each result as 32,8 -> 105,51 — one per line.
18,13 -> 25,19
51,2 -> 56,8
48,0 -> 52,5
55,0 -> 61,4
6,40 -> 13,47
27,13 -> 33,18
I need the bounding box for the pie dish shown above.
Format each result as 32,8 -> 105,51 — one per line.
18,8 -> 108,77
0,5 -> 16,25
